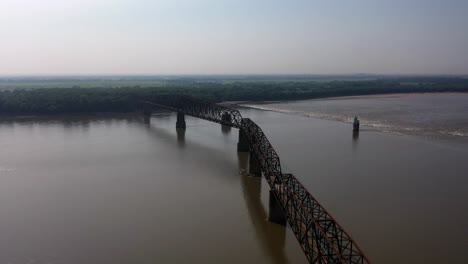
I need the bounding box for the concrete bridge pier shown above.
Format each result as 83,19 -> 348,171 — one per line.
249,154 -> 261,177
237,130 -> 250,152
221,112 -> 232,126
176,112 -> 186,129
268,190 -> 287,226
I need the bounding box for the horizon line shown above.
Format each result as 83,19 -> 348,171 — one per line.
1,73 -> 467,78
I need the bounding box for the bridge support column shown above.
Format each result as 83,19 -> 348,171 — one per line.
176,112 -> 186,129
249,154 -> 261,177
269,190 -> 287,226
221,112 -> 232,126
237,130 -> 249,152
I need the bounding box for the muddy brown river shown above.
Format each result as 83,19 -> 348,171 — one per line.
1,94 -> 467,263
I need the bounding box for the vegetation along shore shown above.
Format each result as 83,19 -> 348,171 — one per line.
0,75 -> 467,116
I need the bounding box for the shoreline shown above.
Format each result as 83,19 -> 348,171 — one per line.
229,92 -> 468,106
0,92 -> 466,126
0,112 -> 142,122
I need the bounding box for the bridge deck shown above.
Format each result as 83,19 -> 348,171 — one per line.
141,94 -> 370,264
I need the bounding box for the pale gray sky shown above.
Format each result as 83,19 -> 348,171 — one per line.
0,0 -> 467,75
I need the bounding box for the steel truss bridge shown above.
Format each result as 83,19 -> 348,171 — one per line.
141,94 -> 370,264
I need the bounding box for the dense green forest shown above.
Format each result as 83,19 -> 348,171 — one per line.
0,76 -> 467,116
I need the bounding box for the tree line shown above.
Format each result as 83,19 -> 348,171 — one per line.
1,78 -> 467,116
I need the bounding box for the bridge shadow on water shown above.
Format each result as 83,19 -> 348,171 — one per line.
238,152 -> 289,264
141,120 -> 235,173
176,128 -> 186,147
221,124 -> 232,135
141,117 -> 290,264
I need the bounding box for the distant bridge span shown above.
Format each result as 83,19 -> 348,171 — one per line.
141,94 -> 370,264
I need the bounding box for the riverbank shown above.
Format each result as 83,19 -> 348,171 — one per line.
1,75 -> 467,115
233,92 -> 468,105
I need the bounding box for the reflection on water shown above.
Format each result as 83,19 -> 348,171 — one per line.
238,152 -> 288,264
221,125 -> 231,134
144,119 -> 289,264
176,128 -> 186,147
352,130 -> 359,141
143,115 -> 151,124
352,131 -> 359,152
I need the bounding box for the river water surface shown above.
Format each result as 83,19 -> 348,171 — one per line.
1,93 -> 467,264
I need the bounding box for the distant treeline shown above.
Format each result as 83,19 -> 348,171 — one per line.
1,77 -> 467,115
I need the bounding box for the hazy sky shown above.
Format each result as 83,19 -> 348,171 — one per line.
0,0 -> 467,75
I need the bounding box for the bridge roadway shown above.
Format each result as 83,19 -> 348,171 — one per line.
140,94 -> 370,264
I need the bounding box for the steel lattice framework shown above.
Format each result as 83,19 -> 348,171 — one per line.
141,94 -> 370,264
141,94 -> 243,128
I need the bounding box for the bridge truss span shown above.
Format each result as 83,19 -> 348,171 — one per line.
141,94 -> 243,128
141,94 -> 370,264
278,174 -> 370,264
240,118 -> 282,186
